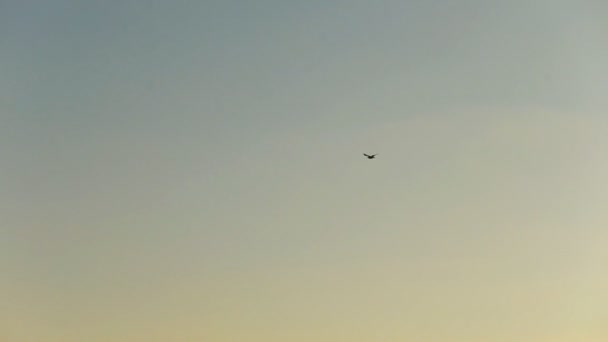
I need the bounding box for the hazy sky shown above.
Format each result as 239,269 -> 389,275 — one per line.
2,1 -> 608,341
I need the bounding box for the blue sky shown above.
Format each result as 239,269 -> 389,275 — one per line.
2,1 -> 608,341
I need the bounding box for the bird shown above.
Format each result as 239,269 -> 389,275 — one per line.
363,153 -> 377,159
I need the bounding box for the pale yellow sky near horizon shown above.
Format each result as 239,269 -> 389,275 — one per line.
2,1 -> 608,341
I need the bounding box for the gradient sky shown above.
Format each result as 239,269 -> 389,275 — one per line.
2,1 -> 608,341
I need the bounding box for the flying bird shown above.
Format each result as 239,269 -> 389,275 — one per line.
363,153 -> 377,159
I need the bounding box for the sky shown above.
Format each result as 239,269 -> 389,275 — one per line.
1,1 -> 608,341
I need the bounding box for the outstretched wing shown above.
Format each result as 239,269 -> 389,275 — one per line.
363,153 -> 371,157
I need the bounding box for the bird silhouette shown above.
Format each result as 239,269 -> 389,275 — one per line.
363,153 -> 377,159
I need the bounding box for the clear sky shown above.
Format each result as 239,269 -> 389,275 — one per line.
2,1 -> 608,341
